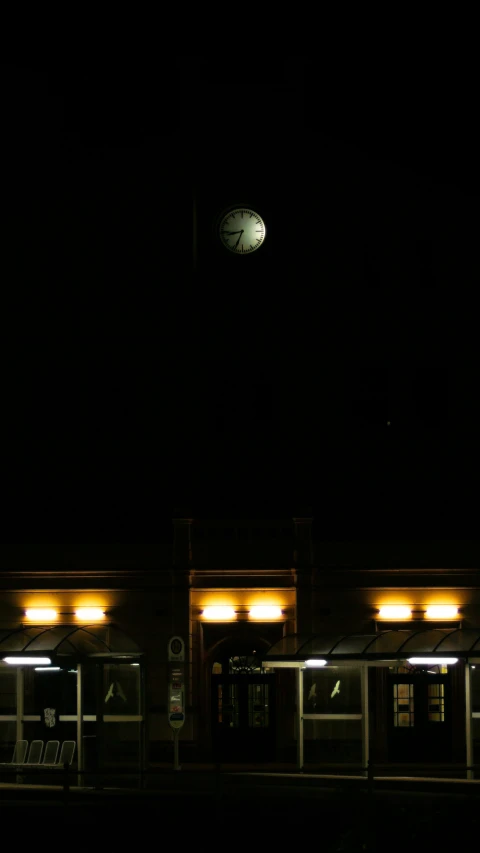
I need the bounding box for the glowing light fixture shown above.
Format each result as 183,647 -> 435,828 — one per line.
35,666 -> 61,671
378,606 -> 411,620
425,605 -> 458,620
407,657 -> 458,665
25,609 -> 57,621
305,659 -> 327,667
202,606 -> 236,621
75,608 -> 105,620
249,606 -> 282,620
4,657 -> 52,666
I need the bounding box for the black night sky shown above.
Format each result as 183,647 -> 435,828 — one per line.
2,58 -> 479,542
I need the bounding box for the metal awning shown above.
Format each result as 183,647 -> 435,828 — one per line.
262,628 -> 480,665
0,624 -> 143,660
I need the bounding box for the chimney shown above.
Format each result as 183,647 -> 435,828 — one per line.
293,515 -> 314,568
172,511 -> 194,568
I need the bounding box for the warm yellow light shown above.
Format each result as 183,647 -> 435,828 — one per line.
25,609 -> 58,621
425,605 -> 458,619
75,608 -> 105,620
202,606 -> 236,621
249,606 -> 283,620
378,606 -> 411,620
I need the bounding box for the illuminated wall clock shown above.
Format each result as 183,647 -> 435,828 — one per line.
218,207 -> 266,255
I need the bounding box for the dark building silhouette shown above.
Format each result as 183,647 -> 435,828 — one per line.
1,527 -> 480,780
2,62 -> 478,782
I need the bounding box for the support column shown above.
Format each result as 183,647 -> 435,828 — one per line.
192,179 -> 198,274
77,663 -> 83,787
16,668 -> 24,743
172,515 -> 194,639
293,516 -> 314,634
296,667 -> 304,771
140,662 -> 146,786
293,515 -> 314,568
172,514 -> 194,748
172,514 -> 194,570
361,665 -> 369,776
465,663 -> 473,780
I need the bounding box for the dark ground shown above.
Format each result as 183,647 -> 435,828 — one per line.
1,772 -> 479,849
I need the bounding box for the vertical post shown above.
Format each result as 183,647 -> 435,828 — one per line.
173,729 -> 180,771
140,662 -> 146,789
192,180 -> 198,274
16,667 -> 24,743
465,663 -> 473,780
63,760 -> 70,807
296,667 -> 304,771
361,665 -> 369,777
77,663 -> 83,788
95,664 -> 104,789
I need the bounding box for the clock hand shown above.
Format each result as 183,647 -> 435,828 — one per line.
222,230 -> 244,235
234,230 -> 244,249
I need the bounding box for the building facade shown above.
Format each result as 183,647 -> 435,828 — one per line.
1,522 -> 480,781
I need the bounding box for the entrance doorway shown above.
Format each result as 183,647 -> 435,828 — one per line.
211,652 -> 276,762
387,665 -> 452,763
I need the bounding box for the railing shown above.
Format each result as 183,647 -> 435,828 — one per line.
0,762 -> 73,804
2,761 -> 480,807
298,760 -> 480,794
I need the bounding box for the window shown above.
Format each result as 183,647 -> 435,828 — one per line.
427,683 -> 445,722
393,683 -> 414,727
390,664 -> 447,675
229,656 -> 262,674
217,684 -> 239,727
304,667 -> 361,714
248,684 -> 269,728
472,666 -> 480,713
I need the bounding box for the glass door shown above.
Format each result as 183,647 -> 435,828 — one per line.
211,672 -> 275,762
388,670 -> 451,763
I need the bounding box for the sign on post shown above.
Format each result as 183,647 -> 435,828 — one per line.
168,667 -> 185,730
167,637 -> 186,769
168,635 -> 185,662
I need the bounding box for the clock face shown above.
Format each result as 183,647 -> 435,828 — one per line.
218,208 -> 266,254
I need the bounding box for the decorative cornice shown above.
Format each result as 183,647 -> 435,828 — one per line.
1,566 -> 478,578
190,568 -> 296,579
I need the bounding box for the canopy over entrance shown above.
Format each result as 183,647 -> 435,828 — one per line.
262,628 -> 480,666
0,624 -> 143,661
